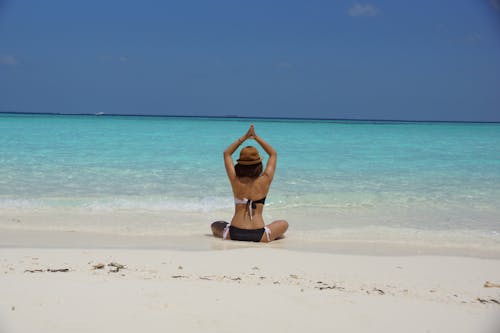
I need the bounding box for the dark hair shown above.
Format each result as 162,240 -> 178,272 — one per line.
235,162 -> 263,178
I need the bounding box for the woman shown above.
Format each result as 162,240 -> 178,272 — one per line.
211,125 -> 289,242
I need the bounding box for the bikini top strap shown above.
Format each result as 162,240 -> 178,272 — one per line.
233,196 -> 267,220
251,196 -> 266,208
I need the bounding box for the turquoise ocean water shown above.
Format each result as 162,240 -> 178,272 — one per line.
1,113 -> 499,250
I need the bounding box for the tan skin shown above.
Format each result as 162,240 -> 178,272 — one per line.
211,125 -> 289,242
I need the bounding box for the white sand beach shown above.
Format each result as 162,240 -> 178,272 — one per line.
2,0 -> 500,331
1,236 -> 500,333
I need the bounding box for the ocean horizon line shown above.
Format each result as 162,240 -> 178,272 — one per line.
1,111 -> 499,125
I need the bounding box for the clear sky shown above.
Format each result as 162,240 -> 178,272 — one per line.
1,0 -> 499,121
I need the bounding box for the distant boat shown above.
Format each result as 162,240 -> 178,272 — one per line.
95,112 -> 105,116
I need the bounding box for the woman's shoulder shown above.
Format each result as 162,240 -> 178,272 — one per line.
232,177 -> 269,194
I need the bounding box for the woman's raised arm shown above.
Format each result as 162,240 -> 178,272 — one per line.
223,126 -> 253,180
252,128 -> 277,180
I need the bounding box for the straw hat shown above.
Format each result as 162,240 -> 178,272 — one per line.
237,146 -> 263,165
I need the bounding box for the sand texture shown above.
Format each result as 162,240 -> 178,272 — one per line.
1,247 -> 500,333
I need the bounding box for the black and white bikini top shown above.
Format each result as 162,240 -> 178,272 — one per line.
234,196 -> 266,220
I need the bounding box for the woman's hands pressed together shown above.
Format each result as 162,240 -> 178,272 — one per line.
242,124 -> 256,142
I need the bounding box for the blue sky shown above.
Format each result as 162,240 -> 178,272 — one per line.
1,0 -> 499,121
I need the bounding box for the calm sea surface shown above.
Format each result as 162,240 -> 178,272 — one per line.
1,113 -> 499,246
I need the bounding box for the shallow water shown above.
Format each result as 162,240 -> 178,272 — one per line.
1,113 -> 499,251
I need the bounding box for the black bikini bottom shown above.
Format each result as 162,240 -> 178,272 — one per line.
229,225 -> 265,242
